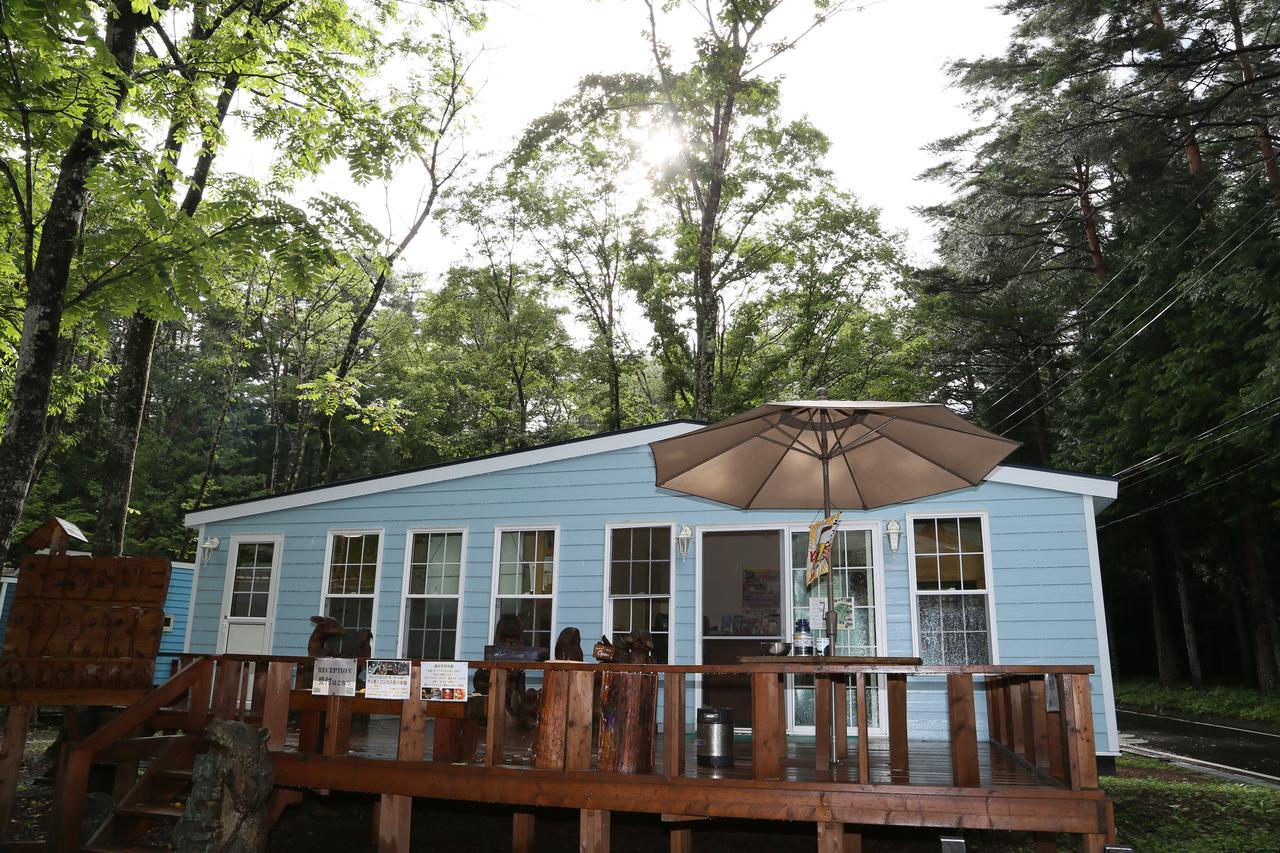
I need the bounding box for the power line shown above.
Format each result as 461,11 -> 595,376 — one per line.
1122,411 -> 1280,490
993,205 -> 1278,433
1098,445 -> 1280,529
976,173 -> 1226,412
1114,392 -> 1280,478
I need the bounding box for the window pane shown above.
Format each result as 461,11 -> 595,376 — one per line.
444,532 -> 462,564
328,566 -> 346,594
649,563 -> 669,595
237,543 -> 258,568
919,630 -> 942,665
940,595 -> 965,631
412,535 -> 429,564
915,556 -> 939,589
958,517 -> 983,552
937,519 -> 959,553
249,593 -> 268,618
441,558 -> 460,595
611,528 -> 630,560
632,528 -> 651,561
331,536 -> 349,565
361,534 -> 379,563
611,561 -> 630,595
964,595 -> 988,632
500,532 -> 518,564
961,552 -> 986,589
409,564 -> 427,596
965,631 -> 990,665
652,530 -> 671,561
913,519 -> 936,554
939,555 -> 962,590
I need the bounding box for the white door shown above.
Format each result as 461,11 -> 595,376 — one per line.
220,538 -> 281,654
786,525 -> 887,735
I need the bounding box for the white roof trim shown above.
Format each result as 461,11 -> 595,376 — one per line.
185,422 -> 1118,527
185,421 -> 705,527
987,465 -> 1118,505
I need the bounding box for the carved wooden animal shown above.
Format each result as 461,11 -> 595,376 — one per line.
592,631 -> 655,664
171,720 -> 274,853
307,615 -> 372,659
554,626 -> 583,661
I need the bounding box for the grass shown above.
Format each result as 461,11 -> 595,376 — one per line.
1114,679 -> 1280,727
1098,755 -> 1280,852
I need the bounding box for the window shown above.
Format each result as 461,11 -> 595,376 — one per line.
230,541 -> 276,618
163,614 -> 175,633
607,526 -> 672,663
403,530 -> 463,660
912,516 -> 992,665
494,529 -> 556,649
324,532 -> 381,633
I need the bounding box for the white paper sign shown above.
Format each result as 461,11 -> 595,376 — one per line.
809,596 -> 828,627
365,659 -> 412,700
311,658 -> 357,697
420,660 -> 468,702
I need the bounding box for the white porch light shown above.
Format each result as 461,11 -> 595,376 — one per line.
885,519 -> 903,555
676,525 -> 694,558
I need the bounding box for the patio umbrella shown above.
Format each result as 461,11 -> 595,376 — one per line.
649,393 -> 1019,759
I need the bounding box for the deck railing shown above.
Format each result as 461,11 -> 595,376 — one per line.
46,655 -> 1115,853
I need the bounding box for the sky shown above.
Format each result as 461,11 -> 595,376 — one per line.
267,0 -> 1015,283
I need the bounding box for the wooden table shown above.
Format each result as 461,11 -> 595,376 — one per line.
737,656 -> 923,775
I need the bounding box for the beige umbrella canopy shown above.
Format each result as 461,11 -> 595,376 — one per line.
650,398 -> 1020,512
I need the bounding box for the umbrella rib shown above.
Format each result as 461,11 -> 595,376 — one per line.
742,426 -> 807,509
840,448 -> 867,510
863,409 -> 1022,447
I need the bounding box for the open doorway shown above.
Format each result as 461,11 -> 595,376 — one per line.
699,529 -> 784,727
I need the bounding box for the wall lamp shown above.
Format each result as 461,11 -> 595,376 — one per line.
885,520 -> 903,556
676,525 -> 694,559
200,536 -> 221,555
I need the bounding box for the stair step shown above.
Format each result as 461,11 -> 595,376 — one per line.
115,803 -> 184,819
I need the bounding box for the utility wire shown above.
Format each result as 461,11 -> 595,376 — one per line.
1114,392 -> 1280,478
993,205 -> 1278,433
1098,445 -> 1280,529
1122,411 -> 1280,490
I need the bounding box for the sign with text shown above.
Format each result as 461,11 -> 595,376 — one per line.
420,660 -> 468,702
365,659 -> 412,700
311,657 -> 357,697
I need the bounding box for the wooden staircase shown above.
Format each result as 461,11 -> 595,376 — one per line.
81,737 -> 196,852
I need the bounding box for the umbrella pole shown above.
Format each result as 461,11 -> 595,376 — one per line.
822,456 -> 839,766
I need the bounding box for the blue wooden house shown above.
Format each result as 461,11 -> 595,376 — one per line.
182,421 -> 1119,758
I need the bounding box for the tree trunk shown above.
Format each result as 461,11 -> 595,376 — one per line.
91,312 -> 160,555
0,2 -> 147,556
1074,155 -> 1107,282
606,349 -> 622,432
193,379 -> 235,510
1150,4 -> 1205,176
1226,0 -> 1280,199
1144,522 -> 1183,685
1162,515 -> 1203,687
1226,557 -> 1256,684
1240,514 -> 1279,691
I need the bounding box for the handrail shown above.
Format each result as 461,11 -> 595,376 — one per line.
75,656 -> 213,753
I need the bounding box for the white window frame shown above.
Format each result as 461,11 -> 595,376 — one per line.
905,510 -> 1000,665
488,524 -> 560,649
216,533 -> 285,654
318,528 -> 386,654
396,527 -> 467,660
601,522 -> 677,663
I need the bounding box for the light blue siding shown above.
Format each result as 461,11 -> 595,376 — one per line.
190,444 -> 1115,752
155,563 -> 193,684
0,577 -> 15,648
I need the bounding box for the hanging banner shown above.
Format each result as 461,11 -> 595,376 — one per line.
805,512 -> 841,586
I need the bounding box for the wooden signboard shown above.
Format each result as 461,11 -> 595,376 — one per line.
0,553 -> 171,691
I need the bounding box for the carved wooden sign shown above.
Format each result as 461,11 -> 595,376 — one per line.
0,554 -> 171,691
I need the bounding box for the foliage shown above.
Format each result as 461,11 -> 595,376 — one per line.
1115,680 -> 1280,727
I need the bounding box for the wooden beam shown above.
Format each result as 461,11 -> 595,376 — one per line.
484,667 -> 508,768
0,704 -> 32,839
378,663 -> 427,853
663,672 -> 686,780
815,676 -> 832,767
1009,676 -> 1027,759
817,821 -> 843,852
947,673 -> 980,789
580,808 -> 610,853
750,672 -> 783,780
212,659 -> 244,719
262,662 -> 293,751
887,673 -> 908,783
512,811 -> 535,853
1061,674 -> 1098,790
833,678 -> 848,760
669,825 -> 692,853
566,669 -> 595,772
854,674 -> 870,784
533,670 -> 570,770
1028,677 -> 1050,771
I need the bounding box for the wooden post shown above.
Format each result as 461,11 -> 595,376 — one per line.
1027,676 -> 1050,770
213,659 -> 244,719
1033,831 -> 1057,852
566,669 -> 595,771
817,821 -> 842,852
533,670 -> 571,770
1060,673 -> 1098,790
484,667 -> 508,767
946,673 -> 980,788
580,808 -> 610,853
378,663 -> 427,853
670,825 -> 692,853
49,746 -> 91,853
815,675 -> 832,767
513,811 -> 535,853
599,671 -> 659,774
984,676 -> 1002,745
249,663 -> 268,721
833,676 -> 848,760
1008,676 -> 1027,758
887,673 -> 908,782
261,661 -> 293,751
322,695 -> 353,757
1018,678 -> 1038,766
854,673 -> 870,784
0,703 -> 33,839
663,672 -> 686,780
750,672 -> 783,780
188,657 -> 214,731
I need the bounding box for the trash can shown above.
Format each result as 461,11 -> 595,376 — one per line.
696,706 -> 734,768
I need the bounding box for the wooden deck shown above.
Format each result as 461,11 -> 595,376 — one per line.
313,717 -> 1061,789
17,655 -> 1117,853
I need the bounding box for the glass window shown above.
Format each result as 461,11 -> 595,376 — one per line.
607,526 -> 672,663
494,529 -> 556,649
404,531 -> 463,660
912,516 -> 991,665
324,532 -> 380,633
230,542 -> 275,618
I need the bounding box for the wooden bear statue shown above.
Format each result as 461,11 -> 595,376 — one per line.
171,719 -> 274,853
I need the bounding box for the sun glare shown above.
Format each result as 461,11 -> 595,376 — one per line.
640,126 -> 685,167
